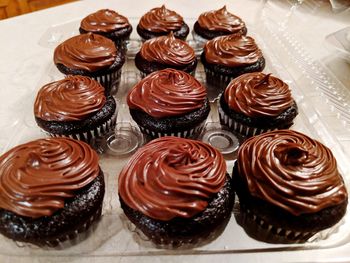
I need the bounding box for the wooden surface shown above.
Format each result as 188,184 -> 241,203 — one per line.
0,0 -> 77,19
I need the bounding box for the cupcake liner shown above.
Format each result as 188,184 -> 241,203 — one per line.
44,205 -> 102,248
93,68 -> 122,95
218,104 -> 276,137
138,121 -> 205,139
204,68 -> 233,89
235,203 -> 316,244
191,30 -> 208,48
46,111 -> 117,145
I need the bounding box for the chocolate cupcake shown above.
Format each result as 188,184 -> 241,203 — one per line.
54,33 -> 125,94
34,75 -> 117,144
127,69 -> 210,139
135,33 -> 197,77
137,5 -> 189,41
201,34 -> 265,89
118,136 -> 234,246
79,9 -> 132,50
193,6 -> 247,45
219,72 -> 298,137
0,137 -> 105,247
233,130 -> 348,243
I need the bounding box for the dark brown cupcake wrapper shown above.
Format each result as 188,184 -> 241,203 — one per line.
218,104 -> 276,137
204,68 -> 234,87
46,112 -> 117,144
191,30 -> 208,47
138,122 -> 205,139
44,205 -> 102,248
93,69 -> 122,95
236,204 -> 316,244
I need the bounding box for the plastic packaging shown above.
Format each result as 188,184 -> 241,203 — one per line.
1,7 -> 350,258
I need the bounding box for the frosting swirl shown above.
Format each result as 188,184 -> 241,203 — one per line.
204,34 -> 263,67
54,33 -> 117,72
237,130 -> 348,216
138,5 -> 183,32
198,6 -> 246,33
127,69 -> 206,118
140,33 -> 195,66
0,138 -> 100,218
224,73 -> 294,117
34,75 -> 106,121
80,9 -> 131,33
118,136 -> 227,220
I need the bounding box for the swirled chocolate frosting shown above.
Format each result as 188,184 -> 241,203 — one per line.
197,6 -> 246,34
204,34 -> 263,67
80,9 -> 131,33
224,72 -> 294,117
127,69 -> 206,118
138,5 -> 183,32
0,138 -> 100,218
54,33 -> 117,72
34,75 -> 106,121
118,136 -> 227,220
237,130 -> 348,216
140,33 -> 195,66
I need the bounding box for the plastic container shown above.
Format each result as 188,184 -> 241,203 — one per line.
1,4 -> 350,258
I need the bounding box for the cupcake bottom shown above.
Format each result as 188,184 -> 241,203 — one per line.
0,170 -> 105,247
201,53 -> 265,90
136,23 -> 189,41
233,165 -> 348,244
135,52 -> 197,78
35,96 -> 117,145
129,99 -> 210,139
218,96 -> 298,137
120,174 -> 234,247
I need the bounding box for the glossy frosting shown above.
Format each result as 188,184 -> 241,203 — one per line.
237,130 -> 348,216
204,34 -> 263,67
139,33 -> 195,66
80,9 -> 130,33
34,75 -> 106,121
0,138 -> 100,218
224,72 -> 294,117
138,5 -> 183,32
127,69 -> 206,118
118,136 -> 227,220
54,33 -> 117,72
197,6 -> 246,33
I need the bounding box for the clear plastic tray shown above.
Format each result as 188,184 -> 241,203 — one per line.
1,14 -> 350,258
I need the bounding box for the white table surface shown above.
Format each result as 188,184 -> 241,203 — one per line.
0,0 -> 350,262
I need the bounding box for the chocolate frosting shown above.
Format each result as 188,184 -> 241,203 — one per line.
118,136 -> 227,221
54,33 -> 117,72
204,34 -> 263,67
138,5 -> 183,32
34,75 -> 106,121
80,9 -> 131,33
127,69 -> 206,118
237,130 -> 348,216
139,33 -> 195,66
197,6 -> 246,33
0,138 -> 100,218
224,72 -> 294,117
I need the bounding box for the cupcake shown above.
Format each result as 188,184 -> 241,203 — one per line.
54,33 -> 125,94
193,6 -> 247,45
137,5 -> 189,41
201,34 -> 265,89
233,130 -> 348,243
118,136 -> 234,246
79,9 -> 132,50
0,137 -> 105,247
218,72 -> 298,137
127,69 -> 210,139
135,33 -> 197,77
34,75 -> 117,144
